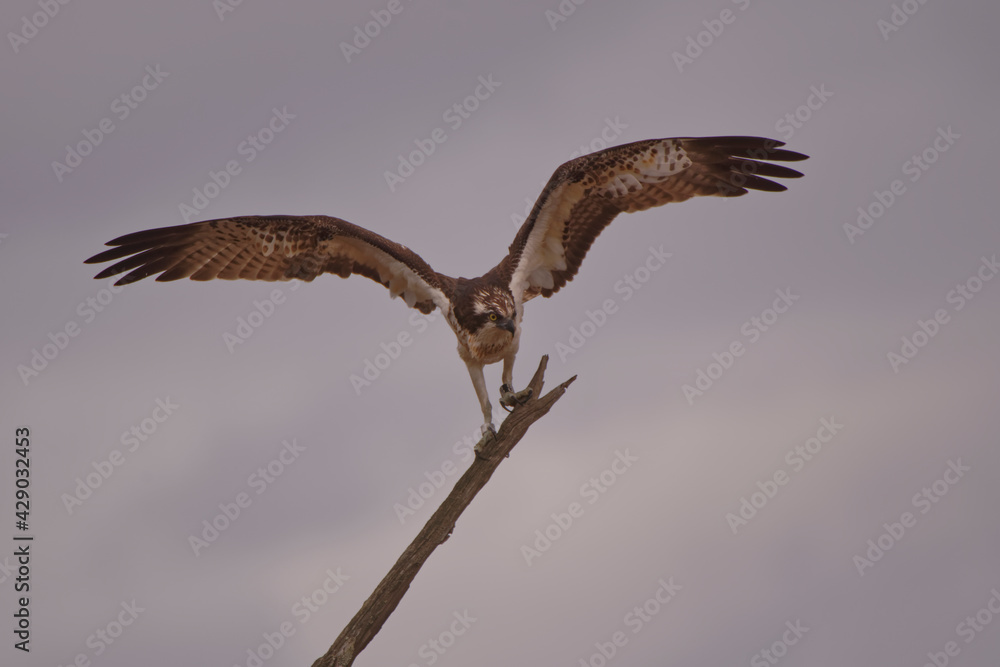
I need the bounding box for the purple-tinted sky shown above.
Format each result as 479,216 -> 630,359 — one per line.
3,1 -> 1000,666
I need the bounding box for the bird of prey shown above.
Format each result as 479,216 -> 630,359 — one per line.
86,136 -> 806,441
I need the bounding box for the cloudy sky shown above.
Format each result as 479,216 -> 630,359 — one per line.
3,0 -> 1000,665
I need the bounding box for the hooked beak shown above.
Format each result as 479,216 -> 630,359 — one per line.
498,318 -> 516,335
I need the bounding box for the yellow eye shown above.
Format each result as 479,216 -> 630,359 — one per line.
489,313 -> 498,321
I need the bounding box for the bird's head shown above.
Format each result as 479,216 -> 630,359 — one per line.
470,286 -> 517,338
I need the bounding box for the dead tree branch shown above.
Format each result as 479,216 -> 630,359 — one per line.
310,355 -> 575,667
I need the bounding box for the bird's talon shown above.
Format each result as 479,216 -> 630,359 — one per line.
499,384 -> 533,411
474,424 -> 496,457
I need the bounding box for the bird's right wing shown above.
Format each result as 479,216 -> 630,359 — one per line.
85,214 -> 455,315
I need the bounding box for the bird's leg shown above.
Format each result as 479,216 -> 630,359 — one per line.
499,355 -> 532,412
466,362 -> 496,453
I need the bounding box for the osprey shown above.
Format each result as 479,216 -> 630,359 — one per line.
86,136 -> 806,440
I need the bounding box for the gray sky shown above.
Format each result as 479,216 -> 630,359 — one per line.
3,1 -> 1000,665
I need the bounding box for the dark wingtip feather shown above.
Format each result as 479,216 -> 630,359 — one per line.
730,159 -> 805,180
684,135 -> 809,163
767,148 -> 808,162
738,175 -> 789,192
84,248 -> 118,265
85,223 -> 197,284
92,265 -> 122,280
112,273 -> 142,287
683,136 -> 808,195
104,225 -> 193,247
85,245 -> 141,265
85,224 -> 195,270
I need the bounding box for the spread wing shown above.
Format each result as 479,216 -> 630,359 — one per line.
85,214 -> 455,315
496,136 -> 807,304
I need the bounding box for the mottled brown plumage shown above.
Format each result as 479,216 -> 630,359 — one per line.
87,215 -> 454,314
496,136 -> 806,302
86,136 -> 807,436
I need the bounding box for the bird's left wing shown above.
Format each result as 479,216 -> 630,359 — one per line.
85,214 -> 454,315
496,136 -> 807,304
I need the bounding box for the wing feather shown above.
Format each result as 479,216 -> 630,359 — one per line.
85,215 -> 454,315
497,136 -> 807,303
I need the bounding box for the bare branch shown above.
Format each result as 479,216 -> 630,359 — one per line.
311,355 -> 576,667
